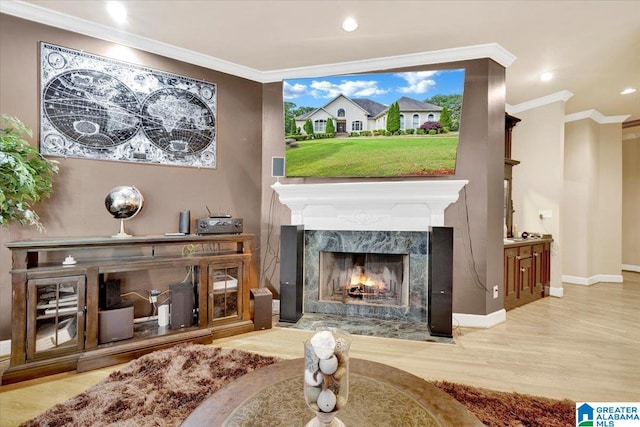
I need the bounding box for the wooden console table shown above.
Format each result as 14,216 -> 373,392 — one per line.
182,358 -> 483,427
3,234 -> 255,384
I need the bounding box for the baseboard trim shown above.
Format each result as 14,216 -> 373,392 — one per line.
622,264 -> 640,272
562,274 -> 624,286
1,339 -> 11,357
452,309 -> 506,328
549,286 -> 564,297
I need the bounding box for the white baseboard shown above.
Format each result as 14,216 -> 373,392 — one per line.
272,299 -> 280,314
0,339 -> 10,357
452,309 -> 506,328
562,274 -> 624,286
549,286 -> 564,297
622,264 -> 640,272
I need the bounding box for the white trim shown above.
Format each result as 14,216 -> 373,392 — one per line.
262,43 -> 516,83
272,299 -> 280,314
1,1 -> 516,84
272,180 -> 468,231
622,264 -> 640,273
452,309 -> 506,328
506,91 -> 574,114
549,286 -> 564,298
562,274 -> 624,286
0,0 -> 264,82
0,339 -> 10,357
564,109 -> 630,124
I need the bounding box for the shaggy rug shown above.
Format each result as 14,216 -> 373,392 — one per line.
21,344 -> 575,427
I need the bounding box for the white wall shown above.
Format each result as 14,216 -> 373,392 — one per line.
511,102 -> 565,292
622,124 -> 640,271
563,119 -> 623,283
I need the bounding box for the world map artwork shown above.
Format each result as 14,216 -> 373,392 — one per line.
40,43 -> 217,168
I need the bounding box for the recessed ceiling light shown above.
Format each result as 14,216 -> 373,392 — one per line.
342,17 -> 358,32
106,1 -> 127,23
538,71 -> 554,82
620,87 -> 637,95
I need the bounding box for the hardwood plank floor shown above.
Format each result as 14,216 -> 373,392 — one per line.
1,272 -> 639,426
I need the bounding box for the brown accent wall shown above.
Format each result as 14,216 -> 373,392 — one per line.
0,14 -> 263,340
259,59 -> 506,317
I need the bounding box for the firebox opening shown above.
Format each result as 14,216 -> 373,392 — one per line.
319,251 -> 409,307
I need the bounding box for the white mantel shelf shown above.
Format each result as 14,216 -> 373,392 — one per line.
272,180 -> 468,231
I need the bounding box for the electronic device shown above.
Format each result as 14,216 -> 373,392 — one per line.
279,225 -> 304,323
99,278 -> 122,310
99,304 -> 134,344
271,156 -> 285,177
170,282 -> 194,329
196,216 -> 243,235
179,210 -> 190,234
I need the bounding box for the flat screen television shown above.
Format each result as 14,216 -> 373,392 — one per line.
283,68 -> 465,178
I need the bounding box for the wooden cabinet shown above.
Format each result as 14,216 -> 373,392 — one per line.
3,234 -> 255,384
504,238 -> 551,310
27,275 -> 86,360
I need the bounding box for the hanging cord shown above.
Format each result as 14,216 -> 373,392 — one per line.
461,186 -> 489,293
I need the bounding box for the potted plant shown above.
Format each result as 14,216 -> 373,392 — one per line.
1,115 -> 59,231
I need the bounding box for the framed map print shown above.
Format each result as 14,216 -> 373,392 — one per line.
39,42 -> 217,168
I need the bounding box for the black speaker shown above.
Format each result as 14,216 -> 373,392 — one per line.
179,210 -> 190,234
279,224 -> 304,323
427,226 -> 454,338
170,282 -> 194,329
99,278 -> 122,310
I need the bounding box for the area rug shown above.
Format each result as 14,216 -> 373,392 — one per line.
21,344 -> 575,427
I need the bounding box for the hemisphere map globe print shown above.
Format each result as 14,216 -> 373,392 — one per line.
40,43 -> 217,168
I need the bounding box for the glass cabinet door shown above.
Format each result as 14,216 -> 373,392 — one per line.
208,263 -> 242,323
27,275 -> 86,359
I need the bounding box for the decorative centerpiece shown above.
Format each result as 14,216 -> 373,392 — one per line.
104,185 -> 144,238
304,328 -> 351,427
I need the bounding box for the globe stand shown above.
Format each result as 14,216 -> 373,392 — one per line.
112,219 -> 132,238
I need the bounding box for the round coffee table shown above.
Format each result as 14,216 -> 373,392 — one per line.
182,358 -> 483,426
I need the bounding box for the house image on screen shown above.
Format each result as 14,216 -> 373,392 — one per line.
295,94 -> 443,135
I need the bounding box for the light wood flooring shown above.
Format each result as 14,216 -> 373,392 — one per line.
1,272 -> 639,426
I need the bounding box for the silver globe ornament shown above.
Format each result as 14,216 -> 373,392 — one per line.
105,186 -> 144,238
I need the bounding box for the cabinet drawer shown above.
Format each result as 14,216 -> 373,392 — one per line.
518,245 -> 531,258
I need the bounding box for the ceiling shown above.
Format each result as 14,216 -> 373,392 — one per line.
5,0 -> 640,122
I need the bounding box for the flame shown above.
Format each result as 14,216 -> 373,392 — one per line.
349,267 -> 386,291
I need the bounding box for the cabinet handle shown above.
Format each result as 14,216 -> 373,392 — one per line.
520,268 -> 526,272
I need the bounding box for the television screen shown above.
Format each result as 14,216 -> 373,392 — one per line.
283,68 -> 465,178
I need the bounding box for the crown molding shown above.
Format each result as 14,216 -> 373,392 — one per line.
1,1 -> 516,84
506,90 -> 574,115
564,109 -> 630,124
262,43 -> 517,83
0,0 -> 265,82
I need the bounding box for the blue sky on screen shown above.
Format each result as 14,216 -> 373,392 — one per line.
283,69 -> 464,108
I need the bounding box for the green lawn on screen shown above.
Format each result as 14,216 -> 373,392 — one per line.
285,136 -> 458,177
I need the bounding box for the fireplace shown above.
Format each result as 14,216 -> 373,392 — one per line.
305,230 -> 428,322
272,180 -> 466,334
319,251 -> 409,307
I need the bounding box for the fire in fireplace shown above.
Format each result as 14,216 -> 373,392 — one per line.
319,251 -> 409,307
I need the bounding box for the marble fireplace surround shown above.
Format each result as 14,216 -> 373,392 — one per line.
272,180 -> 468,321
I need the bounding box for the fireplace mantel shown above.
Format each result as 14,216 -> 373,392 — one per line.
272,180 -> 468,231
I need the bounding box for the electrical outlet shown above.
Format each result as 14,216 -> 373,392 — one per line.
493,285 -> 499,299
